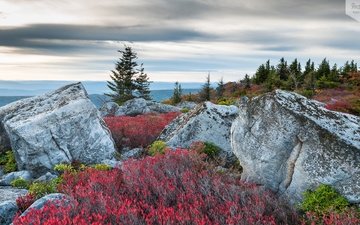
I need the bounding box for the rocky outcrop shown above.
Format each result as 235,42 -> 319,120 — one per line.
0,201 -> 18,225
0,171 -> 32,186
100,98 -> 180,117
176,101 -> 197,110
231,90 -> 360,204
21,193 -> 70,217
0,186 -> 28,203
0,83 -> 116,177
159,102 -> 239,163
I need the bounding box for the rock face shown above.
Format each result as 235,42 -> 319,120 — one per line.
0,200 -> 18,225
231,90 -> 360,204
100,98 -> 180,117
0,83 -> 116,177
159,102 -> 239,162
21,193 -> 70,217
176,101 -> 197,110
0,171 -> 32,186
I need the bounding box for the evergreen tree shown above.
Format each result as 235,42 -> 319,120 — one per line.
316,58 -> 331,80
172,81 -> 182,104
216,77 -> 225,99
106,46 -> 151,104
289,58 -> 302,89
244,74 -> 251,89
328,63 -> 339,82
135,64 -> 152,100
200,73 -> 212,101
276,57 -> 289,81
254,60 -> 271,84
350,60 -> 358,72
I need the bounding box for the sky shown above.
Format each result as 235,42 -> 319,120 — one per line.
0,0 -> 359,82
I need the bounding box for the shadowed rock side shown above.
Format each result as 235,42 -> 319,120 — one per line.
159,102 -> 239,164
0,83 -> 116,177
231,89 -> 360,204
99,98 -> 180,117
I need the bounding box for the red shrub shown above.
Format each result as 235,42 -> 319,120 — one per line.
13,150 -> 299,225
104,112 -> 180,150
302,209 -> 360,225
16,193 -> 37,212
325,100 -> 352,113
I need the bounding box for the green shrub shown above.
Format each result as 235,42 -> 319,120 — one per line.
29,180 -> 58,198
217,98 -> 235,106
0,151 -> 17,173
11,178 -> 30,189
54,163 -> 75,173
148,141 -> 167,156
180,108 -> 190,113
300,184 -> 350,215
93,164 -> 112,171
300,89 -> 315,98
190,141 -> 221,159
203,142 -> 221,159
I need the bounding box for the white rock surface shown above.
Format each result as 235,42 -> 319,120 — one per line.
231,90 -> 360,204
0,83 -> 116,177
21,193 -> 70,217
100,98 -> 180,117
159,102 -> 239,163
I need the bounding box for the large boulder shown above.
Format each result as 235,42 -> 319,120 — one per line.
100,98 -> 180,117
231,90 -> 360,204
0,201 -> 18,225
159,102 -> 239,163
0,171 -> 32,186
0,83 -> 116,177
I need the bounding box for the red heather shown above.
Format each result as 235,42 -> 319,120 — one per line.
104,112 -> 180,149
13,150 -> 299,225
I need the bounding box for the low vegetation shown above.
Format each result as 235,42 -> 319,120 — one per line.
13,150 -> 299,225
104,112 -> 180,150
0,150 -> 17,173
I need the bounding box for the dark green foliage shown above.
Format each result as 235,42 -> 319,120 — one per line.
300,184 -> 350,215
216,77 -> 225,98
202,142 -> 220,159
135,64 -> 152,100
0,150 -> 17,173
243,74 -> 251,89
11,178 -> 30,189
200,73 -> 212,101
316,58 -> 331,80
276,57 -> 289,81
172,81 -> 182,104
106,46 -> 151,104
254,60 -> 271,84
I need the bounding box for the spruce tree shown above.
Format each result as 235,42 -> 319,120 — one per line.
106,46 -> 151,104
172,81 -> 182,104
276,57 -> 289,81
135,63 -> 152,100
200,73 -> 212,101
216,77 -> 225,99
244,74 -> 251,89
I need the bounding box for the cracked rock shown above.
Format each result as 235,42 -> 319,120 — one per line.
231,90 -> 360,204
0,83 -> 116,177
159,102 -> 239,165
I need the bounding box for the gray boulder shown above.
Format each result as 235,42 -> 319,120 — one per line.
121,148 -> 144,160
21,193 -> 70,217
159,102 -> 239,163
0,186 -> 28,203
100,98 -> 180,117
176,101 -> 198,110
0,201 -> 18,225
0,83 -> 116,177
99,102 -> 120,117
231,90 -> 360,204
0,171 -> 32,186
34,172 -> 58,183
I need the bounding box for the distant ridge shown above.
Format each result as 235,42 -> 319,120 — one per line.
0,80 -> 204,96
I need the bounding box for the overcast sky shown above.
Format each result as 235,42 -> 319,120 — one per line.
0,0 -> 359,82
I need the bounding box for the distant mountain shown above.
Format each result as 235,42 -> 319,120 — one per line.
0,80 -> 204,96
0,89 -> 199,108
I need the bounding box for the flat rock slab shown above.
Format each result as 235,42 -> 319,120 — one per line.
0,186 -> 27,202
